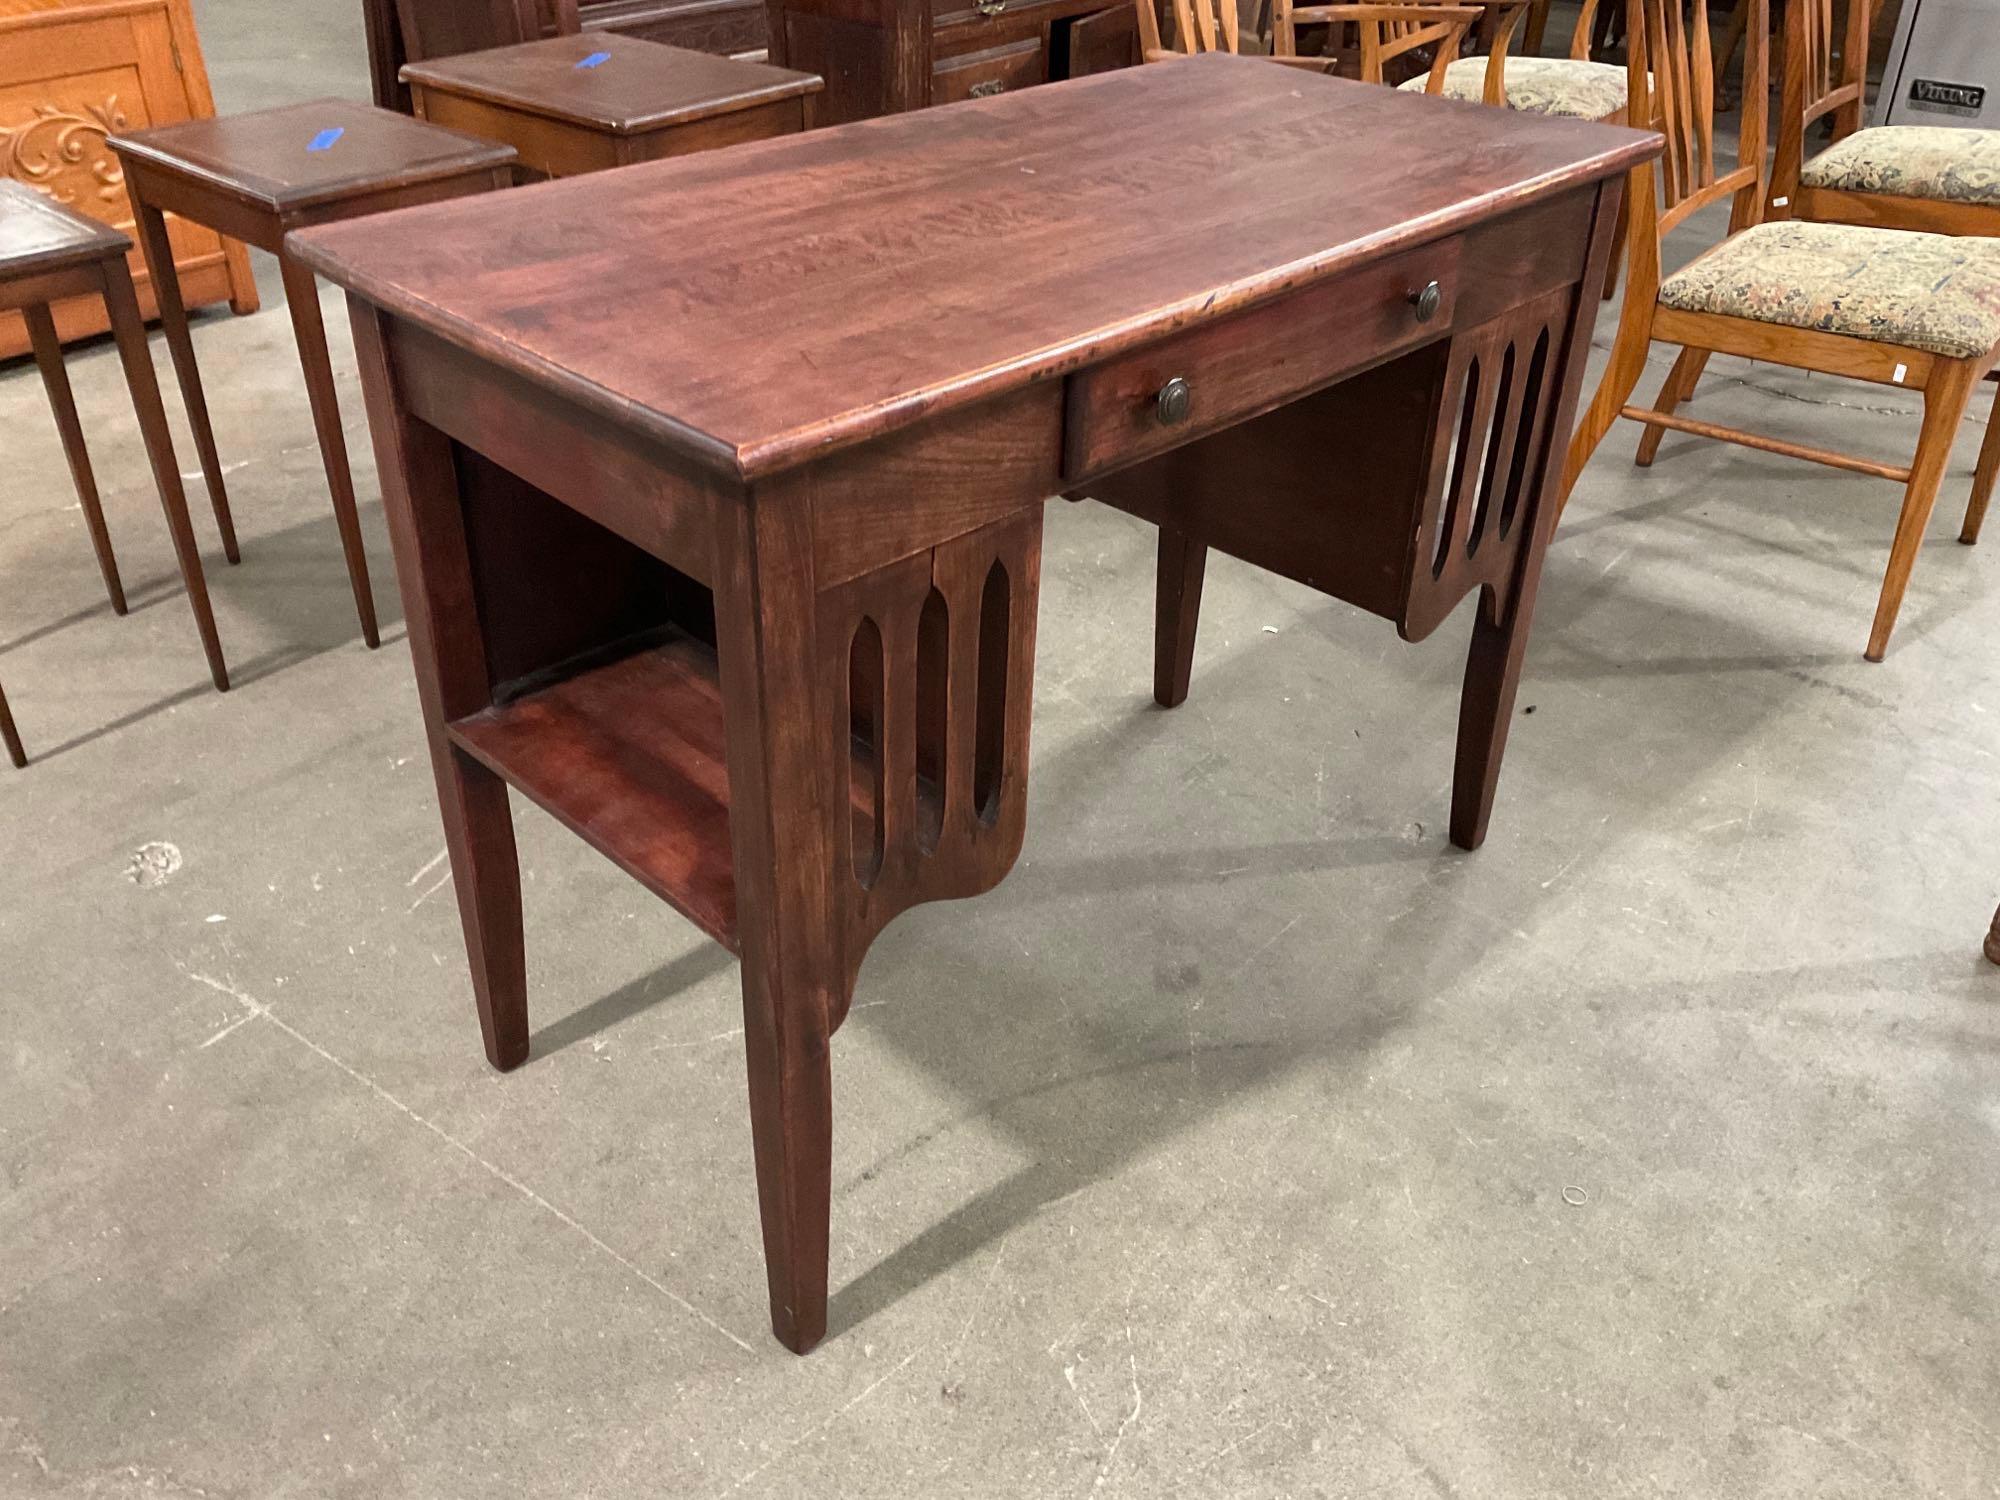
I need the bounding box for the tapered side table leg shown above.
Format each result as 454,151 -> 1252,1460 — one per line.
282,254 -> 381,647
101,259 -> 230,693
1985,904 -> 2000,967
128,196 -> 240,565
24,305 -> 125,616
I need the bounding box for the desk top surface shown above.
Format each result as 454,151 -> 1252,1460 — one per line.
0,181 -> 129,278
399,34 -> 822,133
293,56 -> 1656,481
110,100 -> 516,214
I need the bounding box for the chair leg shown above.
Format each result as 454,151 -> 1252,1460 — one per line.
0,680 -> 24,769
129,198 -> 240,565
1635,347 -> 1710,467
1154,524 -> 1206,708
101,257 -> 231,693
24,305 -> 125,615
1960,377 -> 2000,546
1868,362 -> 1980,661
281,255 -> 381,647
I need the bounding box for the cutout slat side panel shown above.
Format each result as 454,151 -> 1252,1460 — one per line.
816,505 -> 1044,1017
1403,289 -> 1573,641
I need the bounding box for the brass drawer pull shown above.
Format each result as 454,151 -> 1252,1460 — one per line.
1410,280 -> 1442,323
969,79 -> 1007,97
975,0 -> 1007,12
1155,375 -> 1192,427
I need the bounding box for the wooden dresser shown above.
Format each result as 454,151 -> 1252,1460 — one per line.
362,0 -> 770,114
765,0 -> 1138,122
0,0 -> 257,357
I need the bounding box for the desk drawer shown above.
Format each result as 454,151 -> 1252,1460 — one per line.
1063,237 -> 1462,480
932,37 -> 1047,102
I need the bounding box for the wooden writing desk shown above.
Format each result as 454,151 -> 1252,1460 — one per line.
401,33 -> 821,176
292,57 -> 1655,1353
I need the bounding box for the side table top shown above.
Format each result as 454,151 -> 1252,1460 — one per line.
108,99 -> 517,214
293,56 -> 1657,483
398,33 -> 823,135
0,181 -> 129,279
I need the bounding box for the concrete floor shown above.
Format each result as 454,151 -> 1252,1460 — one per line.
4,4 -> 1998,1496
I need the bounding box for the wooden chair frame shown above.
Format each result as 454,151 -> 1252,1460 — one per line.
1286,0 -> 1526,96
1561,0 -> 2000,660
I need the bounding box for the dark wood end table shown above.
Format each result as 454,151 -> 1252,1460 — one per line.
0,181 -> 230,752
294,57 -> 1657,1352
401,33 -> 822,177
107,100 -> 518,652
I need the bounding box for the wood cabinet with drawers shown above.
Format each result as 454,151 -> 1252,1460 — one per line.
765,0 -> 1137,124
0,0 -> 257,357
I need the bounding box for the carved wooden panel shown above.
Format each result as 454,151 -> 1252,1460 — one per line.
0,0 -> 257,356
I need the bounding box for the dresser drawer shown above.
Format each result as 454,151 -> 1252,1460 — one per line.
1063,237 -> 1463,480
932,37 -> 1047,102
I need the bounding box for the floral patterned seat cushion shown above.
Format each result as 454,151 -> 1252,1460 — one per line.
1799,126 -> 2000,208
1396,56 -> 1627,119
1657,221 -> 2000,358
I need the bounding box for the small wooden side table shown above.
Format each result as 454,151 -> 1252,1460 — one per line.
0,182 -> 230,761
107,101 -> 517,651
401,33 -> 822,177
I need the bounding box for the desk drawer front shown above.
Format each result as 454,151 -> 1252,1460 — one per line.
1063,238 -> 1463,480
931,37 -> 1047,101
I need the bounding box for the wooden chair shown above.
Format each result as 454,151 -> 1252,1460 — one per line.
1772,0 -> 2000,238
392,0 -> 581,65
1395,0 -> 1630,121
1136,0 -> 1481,87
1560,0 -> 2000,661
1284,0 -> 1513,93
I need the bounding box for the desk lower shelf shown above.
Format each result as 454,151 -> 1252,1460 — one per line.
448,630 -> 744,951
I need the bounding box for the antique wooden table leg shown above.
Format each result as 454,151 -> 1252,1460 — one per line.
1154,524 -> 1206,710
1986,904 -> 2000,966
127,197 -> 241,565
713,479 -> 840,1355
281,254 -> 382,648
24,305 -> 126,616
350,307 -> 529,1071
101,258 -> 232,693
0,681 -> 24,769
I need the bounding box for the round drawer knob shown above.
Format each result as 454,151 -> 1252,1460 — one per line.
1155,375 -> 1193,427
1410,280 -> 1443,324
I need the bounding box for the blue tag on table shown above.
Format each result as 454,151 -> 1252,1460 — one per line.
576,50 -> 611,68
307,127 -> 344,152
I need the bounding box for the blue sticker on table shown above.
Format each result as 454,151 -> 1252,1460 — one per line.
576,50 -> 612,68
307,127 -> 344,152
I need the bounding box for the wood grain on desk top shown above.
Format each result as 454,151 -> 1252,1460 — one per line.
399,33 -> 821,132
292,55 -> 1658,482
0,181 -> 129,276
110,100 -> 517,213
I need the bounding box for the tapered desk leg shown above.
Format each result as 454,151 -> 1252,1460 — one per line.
282,255 -> 380,648
1154,525 -> 1206,709
349,305 -> 527,1071
24,305 -> 125,615
1451,583 -> 1537,852
128,197 -> 240,565
102,259 -> 230,693
0,681 -> 24,769
715,484 -> 839,1356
